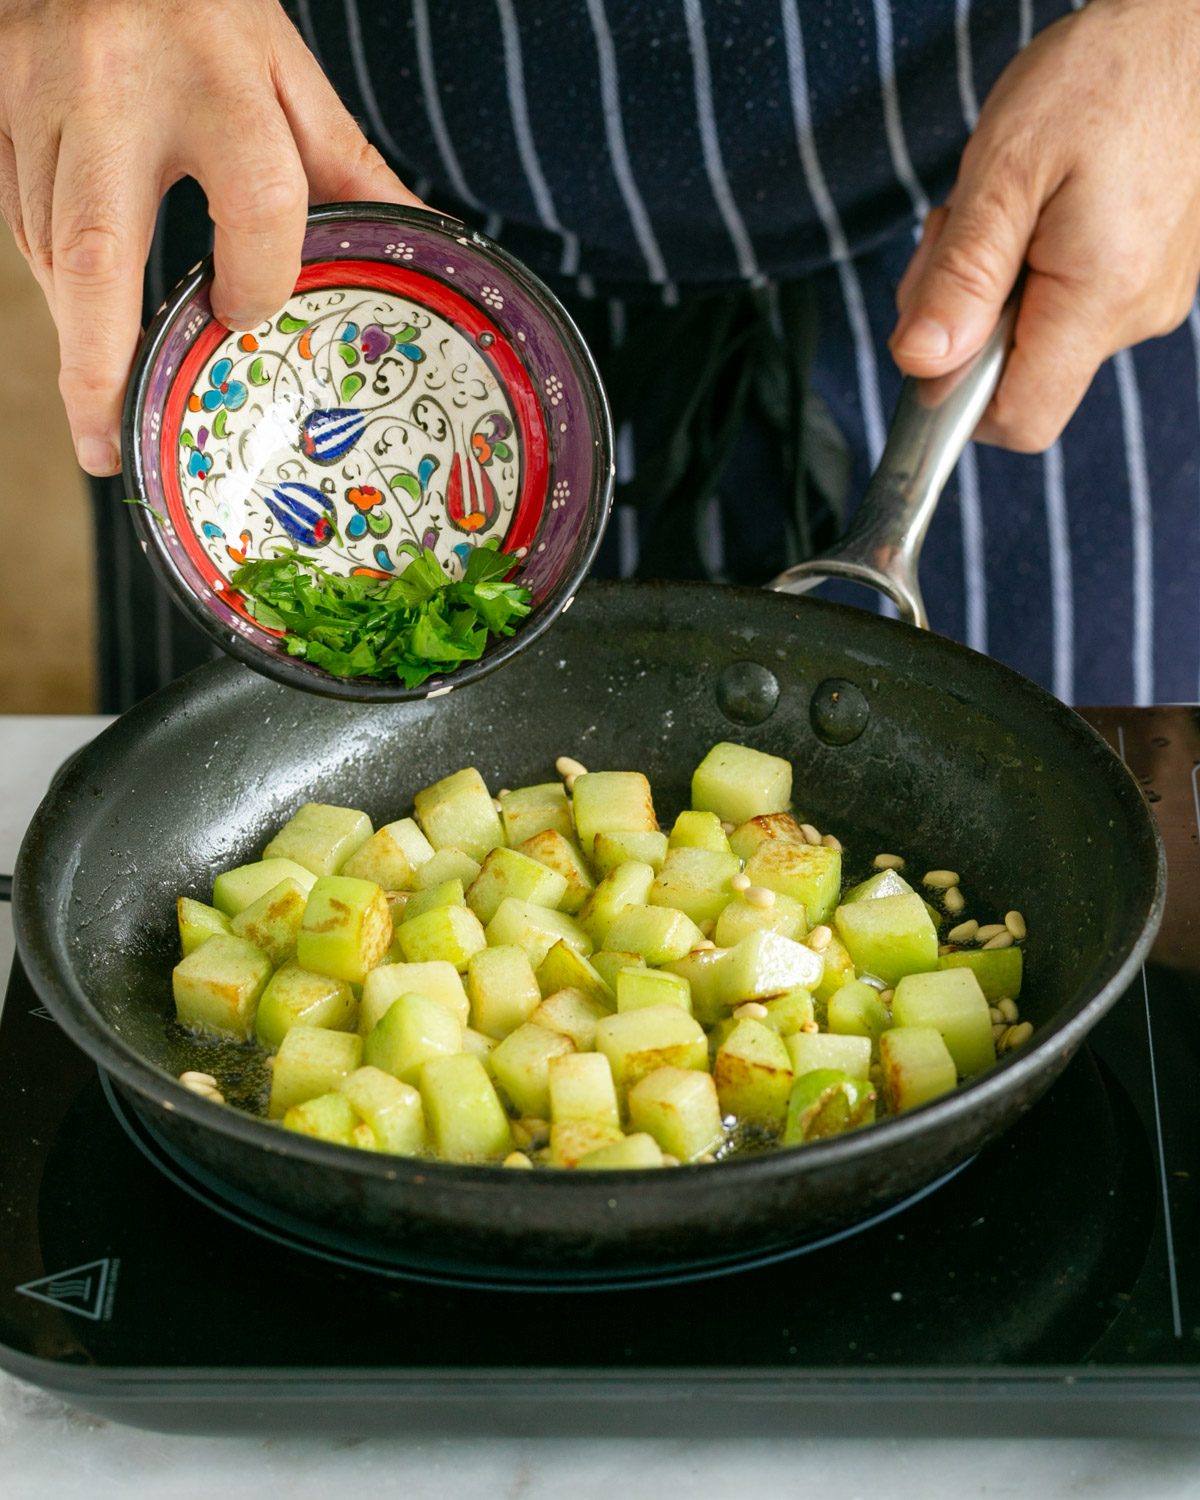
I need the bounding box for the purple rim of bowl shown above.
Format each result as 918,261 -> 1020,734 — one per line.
122,203 -> 615,703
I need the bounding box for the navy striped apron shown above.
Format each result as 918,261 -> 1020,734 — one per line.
93,0 -> 1200,708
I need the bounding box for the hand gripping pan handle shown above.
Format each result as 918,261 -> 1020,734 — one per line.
770,298 -> 1019,627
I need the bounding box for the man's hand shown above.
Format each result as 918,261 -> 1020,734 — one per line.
0,0 -> 423,476
890,0 -> 1200,452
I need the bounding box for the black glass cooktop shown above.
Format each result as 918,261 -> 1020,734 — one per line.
1,707 -> 1198,1437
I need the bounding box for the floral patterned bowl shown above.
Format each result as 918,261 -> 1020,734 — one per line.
123,203 -> 614,700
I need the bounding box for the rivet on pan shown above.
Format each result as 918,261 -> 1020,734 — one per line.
715,661 -> 780,726
810,678 -> 869,746
477,331 -> 495,348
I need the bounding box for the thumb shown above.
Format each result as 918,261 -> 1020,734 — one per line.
889,160 -> 1039,378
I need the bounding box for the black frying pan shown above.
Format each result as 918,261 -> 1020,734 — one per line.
12,579 -> 1164,1283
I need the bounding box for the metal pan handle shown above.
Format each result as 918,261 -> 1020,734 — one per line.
769,298 -> 1019,627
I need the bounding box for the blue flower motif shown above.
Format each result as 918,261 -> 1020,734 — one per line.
200,357 -> 248,413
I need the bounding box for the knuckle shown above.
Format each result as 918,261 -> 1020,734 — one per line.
218,164 -> 305,228
55,224 -> 122,282
58,361 -> 118,408
933,237 -> 1009,304
986,388 -> 1060,454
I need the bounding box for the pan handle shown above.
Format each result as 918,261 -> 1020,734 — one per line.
769,297 -> 1019,627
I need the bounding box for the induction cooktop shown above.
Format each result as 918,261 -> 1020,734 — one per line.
1,707 -> 1197,1437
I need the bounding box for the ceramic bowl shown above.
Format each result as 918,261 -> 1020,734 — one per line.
123,203 -> 614,701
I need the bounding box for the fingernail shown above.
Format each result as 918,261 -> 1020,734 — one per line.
212,306 -> 258,333
892,316 -> 952,360
77,436 -> 120,475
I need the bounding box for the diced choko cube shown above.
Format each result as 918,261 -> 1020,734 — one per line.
594,1004 -> 708,1092
577,1132 -> 664,1169
500,782 -> 574,845
812,929 -> 857,1003
405,878 -> 466,922
516,830 -> 595,914
713,1018 -> 794,1129
649,847 -> 741,926
938,946 -> 1024,1000
172,934 -> 273,1041
603,905 -> 706,966
467,944 -> 542,1039
536,941 -> 615,1008
532,988 -> 612,1050
842,868 -> 915,903
420,1053 -> 513,1161
414,847 -> 483,890
628,1065 -> 724,1161
255,960 -> 356,1050
283,1092 -> 360,1145
467,846 -> 568,926
592,830 -> 670,876
490,1021 -> 576,1117
713,890 -> 808,948
664,947 -> 731,1025
827,977 -> 893,1055
879,1025 -> 957,1112
360,960 -> 470,1033
230,877 -> 308,966
264,803 -> 373,878
745,840 -> 840,925
364,991 -> 463,1085
177,896 -> 232,956
337,1066 -> 425,1155
892,967 -> 993,1077
269,1025 -> 363,1118
617,966 -> 692,1014
212,857 -> 316,917
727,812 -> 806,862
761,987 -> 815,1036
691,742 -> 792,826
547,1051 -> 620,1126
550,1119 -> 624,1167
395,903 -> 488,970
783,1069 -> 877,1145
414,768 -> 505,864
669,811 -> 732,854
720,930 -> 823,1005
571,771 -> 659,857
485,897 -> 591,968
297,875 -> 393,986
786,1030 -> 872,1079
833,893 -> 939,987
591,950 -> 646,993
340,817 -> 435,890
579,860 -> 656,945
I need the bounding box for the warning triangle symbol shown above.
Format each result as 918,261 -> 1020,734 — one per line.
16,1258 -> 112,1321
28,1006 -> 55,1022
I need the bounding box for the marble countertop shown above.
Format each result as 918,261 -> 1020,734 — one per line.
2,715 -> 1198,1498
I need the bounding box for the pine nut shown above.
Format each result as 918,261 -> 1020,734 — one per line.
799,822 -> 822,845
807,924 -> 832,952
997,998 -> 1019,1023
1003,1021 -> 1034,1051
1005,910 -> 1027,940
922,869 -> 960,889
878,988 -> 894,1006
179,1071 -> 218,1090
697,1153 -> 717,1165
661,1154 -> 681,1168
943,885 -> 966,915
734,1002 -> 770,1020
745,885 -> 776,909
873,853 -> 905,870
695,939 -> 718,952
939,943 -> 957,955
492,797 -> 504,812
989,1006 -> 1005,1024
503,1152 -> 534,1169
555,756 -> 588,779
821,833 -> 843,852
731,872 -> 751,892
721,821 -> 736,836
992,1023 -> 1008,1044
983,931 -> 1014,950
976,923 -> 1007,942
948,919 -> 979,943
497,789 -> 511,799
564,773 -> 580,793
800,1020 -> 819,1034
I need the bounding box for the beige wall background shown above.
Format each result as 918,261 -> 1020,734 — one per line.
0,232 -> 96,713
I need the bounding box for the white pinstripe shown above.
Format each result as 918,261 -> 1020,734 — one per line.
1042,441 -> 1074,704
871,0 -> 929,226
1018,0 -> 1034,49
495,0 -> 580,277
1114,349 -> 1155,705
780,0 -> 886,472
295,0 -> 328,72
954,0 -> 980,128
412,0 -> 483,210
956,443 -> 988,653
342,0 -> 410,169
682,0 -> 761,283
583,0 -> 677,302
608,298 -> 639,578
